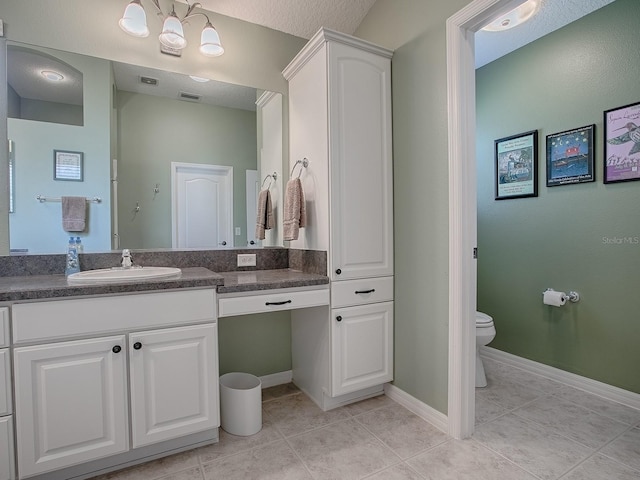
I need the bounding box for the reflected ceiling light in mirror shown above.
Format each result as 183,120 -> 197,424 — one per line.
41,70 -> 64,82
119,0 -> 224,57
482,0 -> 539,32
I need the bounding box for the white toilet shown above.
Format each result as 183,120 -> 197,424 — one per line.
475,311 -> 496,388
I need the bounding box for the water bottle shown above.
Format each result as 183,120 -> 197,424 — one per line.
75,236 -> 84,254
65,236 -> 80,276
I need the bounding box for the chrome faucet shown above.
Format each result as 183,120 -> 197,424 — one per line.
121,249 -> 133,269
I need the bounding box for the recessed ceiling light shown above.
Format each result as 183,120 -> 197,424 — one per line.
482,0 -> 539,32
189,75 -> 210,83
41,70 -> 64,82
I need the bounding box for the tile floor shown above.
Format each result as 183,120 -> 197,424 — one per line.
91,358 -> 640,479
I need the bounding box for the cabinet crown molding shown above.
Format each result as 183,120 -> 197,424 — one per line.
283,27 -> 394,80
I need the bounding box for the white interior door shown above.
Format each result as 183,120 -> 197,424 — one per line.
172,163 -> 233,249
246,169 -> 259,246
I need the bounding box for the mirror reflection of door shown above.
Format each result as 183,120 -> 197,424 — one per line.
245,170 -> 259,247
171,163 -> 233,249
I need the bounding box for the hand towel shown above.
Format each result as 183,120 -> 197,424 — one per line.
62,196 -> 87,232
283,178 -> 306,241
255,189 -> 274,240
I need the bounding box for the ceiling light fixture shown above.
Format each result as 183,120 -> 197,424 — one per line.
41,70 -> 64,82
482,0 -> 539,32
119,0 -> 224,57
189,75 -> 210,83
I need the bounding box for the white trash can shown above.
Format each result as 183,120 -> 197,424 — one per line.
219,372 -> 262,436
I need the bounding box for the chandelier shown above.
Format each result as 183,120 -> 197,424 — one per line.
119,0 -> 224,57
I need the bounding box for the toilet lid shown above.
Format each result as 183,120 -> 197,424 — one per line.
476,311 -> 493,325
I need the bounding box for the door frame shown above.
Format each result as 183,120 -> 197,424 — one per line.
446,0 -> 527,439
170,162 -> 233,249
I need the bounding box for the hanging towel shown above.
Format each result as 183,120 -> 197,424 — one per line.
283,178 -> 306,241
255,189 -> 274,240
61,196 -> 87,232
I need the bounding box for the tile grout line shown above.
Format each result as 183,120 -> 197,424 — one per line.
466,437 -> 546,480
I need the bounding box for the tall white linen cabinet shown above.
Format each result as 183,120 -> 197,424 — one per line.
284,29 -> 394,410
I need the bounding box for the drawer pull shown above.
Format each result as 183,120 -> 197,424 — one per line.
265,300 -> 292,306
355,289 -> 376,295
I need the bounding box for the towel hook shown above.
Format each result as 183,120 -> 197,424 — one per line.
261,172 -> 277,189
290,158 -> 309,178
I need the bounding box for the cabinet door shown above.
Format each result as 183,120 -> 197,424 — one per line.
331,302 -> 393,396
328,42 -> 393,280
0,416 -> 15,480
14,336 -> 128,478
0,349 -> 11,416
130,323 -> 219,448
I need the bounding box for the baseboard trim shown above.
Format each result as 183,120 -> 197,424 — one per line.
259,370 -> 293,389
481,347 -> 640,410
384,384 -> 449,434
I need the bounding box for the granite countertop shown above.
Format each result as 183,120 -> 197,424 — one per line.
0,268 -> 329,302
218,269 -> 330,294
0,267 -> 224,302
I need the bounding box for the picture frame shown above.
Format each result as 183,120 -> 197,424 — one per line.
54,150 -> 84,182
603,101 -> 640,184
495,130 -> 538,200
546,124 -> 595,187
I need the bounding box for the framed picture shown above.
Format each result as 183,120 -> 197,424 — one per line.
54,150 -> 84,181
604,101 -> 640,183
495,130 -> 538,200
546,125 -> 595,187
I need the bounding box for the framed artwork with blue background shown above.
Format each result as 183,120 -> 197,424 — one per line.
546,124 -> 595,187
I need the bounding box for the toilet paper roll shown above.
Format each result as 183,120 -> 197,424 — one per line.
543,290 -> 566,307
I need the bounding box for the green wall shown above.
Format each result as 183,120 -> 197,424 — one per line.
116,91 -> 257,249
357,0 -> 474,415
476,0 -> 640,393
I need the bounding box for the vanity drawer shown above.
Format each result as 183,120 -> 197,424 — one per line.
12,289 -> 216,344
0,349 -> 11,416
331,276 -> 394,308
0,308 -> 8,347
218,287 -> 329,317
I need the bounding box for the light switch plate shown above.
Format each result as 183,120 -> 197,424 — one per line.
237,254 -> 256,267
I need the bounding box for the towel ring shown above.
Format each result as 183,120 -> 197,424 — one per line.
290,158 -> 309,178
261,172 -> 277,189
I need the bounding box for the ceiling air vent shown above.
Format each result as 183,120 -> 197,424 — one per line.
179,92 -> 201,102
139,76 -> 158,86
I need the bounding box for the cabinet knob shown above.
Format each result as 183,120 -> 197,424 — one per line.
335,268 -> 342,275
336,315 -> 342,322
112,345 -> 122,353
249,240 -> 255,245
133,342 -> 142,350
219,241 -> 227,246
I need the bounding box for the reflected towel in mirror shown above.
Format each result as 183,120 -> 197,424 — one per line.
62,196 -> 87,232
255,189 -> 274,240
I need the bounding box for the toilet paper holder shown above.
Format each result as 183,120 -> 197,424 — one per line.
543,288 -> 580,303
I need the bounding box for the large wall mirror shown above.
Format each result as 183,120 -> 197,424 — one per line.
5,41 -> 284,254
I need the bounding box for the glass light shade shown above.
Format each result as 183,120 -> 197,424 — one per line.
41,70 -> 64,82
159,13 -> 187,49
119,1 -> 149,38
199,23 -> 224,57
482,0 -> 539,32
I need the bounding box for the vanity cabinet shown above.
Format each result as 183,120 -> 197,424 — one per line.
11,290 -> 218,479
14,336 -> 129,478
285,29 -> 394,409
0,307 -> 16,480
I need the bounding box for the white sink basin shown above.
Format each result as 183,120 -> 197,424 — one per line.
67,266 -> 182,285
